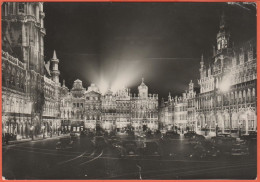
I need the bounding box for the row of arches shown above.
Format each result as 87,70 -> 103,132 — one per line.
2,96 -> 31,114
196,110 -> 256,134
197,87 -> 256,110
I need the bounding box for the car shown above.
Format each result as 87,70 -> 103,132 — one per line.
211,137 -> 235,155
190,141 -> 219,159
211,133 -> 236,143
70,132 -> 80,141
145,130 -> 153,138
188,134 -> 205,145
56,137 -> 74,150
240,131 -> 257,141
80,130 -> 88,136
184,131 -> 197,138
87,131 -> 95,138
119,141 -> 139,157
154,130 -> 162,139
107,136 -> 119,145
140,141 -> 162,157
164,131 -> 180,139
136,133 -> 146,139
92,136 -> 107,148
231,141 -> 249,157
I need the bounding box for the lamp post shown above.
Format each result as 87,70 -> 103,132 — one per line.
41,125 -> 45,138
30,126 -> 34,140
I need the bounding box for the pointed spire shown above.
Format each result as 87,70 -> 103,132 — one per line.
220,10 -> 226,29
161,97 -> 165,107
168,92 -> 171,100
53,50 -> 57,60
142,77 -> 144,83
200,54 -> 204,69
62,79 -> 65,87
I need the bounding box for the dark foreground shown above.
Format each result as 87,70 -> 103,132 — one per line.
2,134 -> 257,180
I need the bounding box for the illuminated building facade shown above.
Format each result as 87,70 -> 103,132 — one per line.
195,13 -> 257,136
2,2 -> 61,139
131,78 -> 159,132
159,94 -> 174,131
101,89 -> 117,131
115,87 -> 131,132
173,93 -> 188,133
85,84 -> 102,131
60,78 -> 159,133
186,80 -> 197,132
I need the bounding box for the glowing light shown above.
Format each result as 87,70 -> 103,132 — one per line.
88,59 -> 142,94
219,75 -> 231,92
98,78 -> 109,95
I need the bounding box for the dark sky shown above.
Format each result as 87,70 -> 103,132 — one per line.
43,2 -> 256,99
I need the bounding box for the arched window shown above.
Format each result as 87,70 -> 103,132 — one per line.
252,88 -> 255,98
238,91 -> 242,104
18,3 -> 25,13
243,90 -> 246,103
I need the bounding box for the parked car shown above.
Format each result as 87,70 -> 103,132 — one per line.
154,130 -> 162,139
107,136 -> 119,145
140,141 -> 162,157
91,136 -> 107,148
240,131 -> 257,141
70,132 -> 80,141
164,131 -> 180,139
211,136 -> 235,155
80,130 -> 88,137
88,131 -> 95,138
211,133 -> 236,143
119,141 -> 139,157
188,134 -> 205,145
190,141 -> 219,159
231,141 -> 249,157
56,137 -> 74,150
184,131 -> 197,138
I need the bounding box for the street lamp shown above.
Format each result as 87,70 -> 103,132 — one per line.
41,125 -> 45,138
30,126 -> 34,140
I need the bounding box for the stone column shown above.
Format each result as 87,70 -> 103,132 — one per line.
22,22 -> 26,46
245,116 -> 249,135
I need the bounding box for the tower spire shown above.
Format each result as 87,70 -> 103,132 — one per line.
51,49 -> 60,84
200,54 -> 204,68
53,50 -> 57,60
168,92 -> 172,101
220,10 -> 226,30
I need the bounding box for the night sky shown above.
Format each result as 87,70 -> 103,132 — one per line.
43,2 -> 256,99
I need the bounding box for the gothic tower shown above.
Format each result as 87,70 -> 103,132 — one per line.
51,50 -> 60,84
2,2 -> 46,74
138,78 -> 148,98
216,11 -> 231,51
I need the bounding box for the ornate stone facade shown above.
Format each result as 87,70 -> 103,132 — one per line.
2,2 -> 61,139
131,79 -> 159,132
159,13 -> 257,137
193,13 -> 257,136
59,78 -> 159,133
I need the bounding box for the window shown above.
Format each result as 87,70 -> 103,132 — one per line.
9,3 -> 14,14
18,3 -> 25,13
